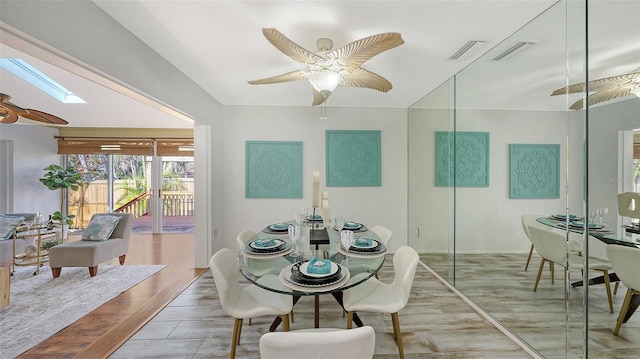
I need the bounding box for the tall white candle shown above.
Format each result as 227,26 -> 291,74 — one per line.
322,191 -> 330,227
312,171 -> 320,208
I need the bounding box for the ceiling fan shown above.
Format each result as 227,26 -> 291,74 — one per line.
551,69 -> 640,110
0,93 -> 68,125
248,28 -> 404,106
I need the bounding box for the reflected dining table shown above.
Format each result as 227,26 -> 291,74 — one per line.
238,218 -> 387,330
537,214 -> 640,324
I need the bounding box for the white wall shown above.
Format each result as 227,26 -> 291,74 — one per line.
221,105 -> 408,252
0,124 -> 60,216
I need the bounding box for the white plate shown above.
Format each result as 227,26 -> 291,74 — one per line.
300,261 -> 339,278
351,238 -> 378,249
249,238 -> 283,250
343,222 -> 362,230
269,223 -> 290,231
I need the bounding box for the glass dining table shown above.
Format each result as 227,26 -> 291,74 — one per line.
238,219 -> 387,330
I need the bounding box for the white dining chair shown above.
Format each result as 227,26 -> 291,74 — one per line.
606,245 -> 640,335
521,214 -> 547,271
209,248 -> 292,359
259,326 -> 376,359
236,229 -> 296,324
370,225 -> 392,246
342,245 -> 419,359
528,226 -> 614,312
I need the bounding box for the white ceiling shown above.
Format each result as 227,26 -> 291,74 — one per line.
1,1 -> 638,128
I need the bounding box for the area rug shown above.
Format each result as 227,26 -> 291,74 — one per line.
0,264 -> 166,359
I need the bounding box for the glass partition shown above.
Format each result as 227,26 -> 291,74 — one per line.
410,0 -> 640,357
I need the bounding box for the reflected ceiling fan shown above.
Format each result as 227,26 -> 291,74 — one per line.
0,93 -> 68,125
551,69 -> 640,110
248,28 -> 404,106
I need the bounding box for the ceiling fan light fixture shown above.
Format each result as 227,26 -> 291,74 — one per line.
309,71 -> 342,96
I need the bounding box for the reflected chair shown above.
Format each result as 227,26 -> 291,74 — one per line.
521,214 -> 546,271
342,246 -> 419,359
259,326 -> 376,359
606,245 -> 640,335
528,226 -> 614,312
209,248 -> 292,359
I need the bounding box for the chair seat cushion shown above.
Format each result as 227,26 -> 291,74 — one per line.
49,238 -> 125,267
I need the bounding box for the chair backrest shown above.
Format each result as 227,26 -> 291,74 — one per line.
105,213 -> 132,243
618,192 -> 640,219
528,225 -> 567,267
209,248 -> 241,315
370,225 -> 392,246
259,326 -> 376,359
391,246 -> 420,307
236,229 -> 256,249
607,245 -> 640,291
521,214 -> 545,242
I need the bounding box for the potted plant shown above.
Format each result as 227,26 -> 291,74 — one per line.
52,211 -> 75,240
39,164 -> 83,240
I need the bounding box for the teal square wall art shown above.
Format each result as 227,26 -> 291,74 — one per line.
326,130 -> 381,187
509,144 -> 560,199
435,131 -> 490,187
245,141 -> 303,198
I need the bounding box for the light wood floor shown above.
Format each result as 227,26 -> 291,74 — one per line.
17,232 -> 202,359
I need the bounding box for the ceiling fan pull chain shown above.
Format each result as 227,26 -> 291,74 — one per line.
320,102 -> 327,121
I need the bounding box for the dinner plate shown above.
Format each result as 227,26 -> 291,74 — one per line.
307,215 -> 323,221
281,263 -> 349,291
343,222 -> 362,230
351,237 -> 378,250
268,223 -> 290,231
300,261 -> 339,278
249,238 -> 284,250
335,243 -> 387,258
570,221 -> 604,229
243,240 -> 291,255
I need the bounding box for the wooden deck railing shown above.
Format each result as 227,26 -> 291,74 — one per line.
114,191 -> 194,218
115,192 -> 150,218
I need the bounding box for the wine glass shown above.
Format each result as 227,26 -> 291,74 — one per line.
295,212 -> 305,226
335,217 -> 345,231
340,230 -> 355,265
288,224 -> 301,257
589,208 -> 596,224
601,207 -> 609,224
596,207 -> 603,224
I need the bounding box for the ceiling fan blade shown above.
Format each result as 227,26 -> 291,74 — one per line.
341,68 -> 393,92
21,109 -> 68,125
552,71 -> 640,96
248,70 -> 310,85
551,83 -> 585,96
262,28 -> 325,65
0,100 -> 28,114
310,86 -> 329,106
327,32 -> 404,68
0,108 -> 19,124
569,86 -> 636,110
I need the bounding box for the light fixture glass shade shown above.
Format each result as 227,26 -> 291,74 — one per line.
309,71 -> 342,96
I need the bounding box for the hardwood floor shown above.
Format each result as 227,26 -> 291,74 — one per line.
17,232 -> 202,359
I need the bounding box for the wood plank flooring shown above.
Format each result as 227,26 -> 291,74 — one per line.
17,233 -> 202,359
110,253 -> 537,358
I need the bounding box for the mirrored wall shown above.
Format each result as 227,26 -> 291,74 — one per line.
409,0 -> 640,357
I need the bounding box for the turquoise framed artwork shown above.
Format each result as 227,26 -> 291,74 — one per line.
509,144 -> 560,199
326,130 -> 381,187
245,141 -> 303,198
435,131 -> 490,187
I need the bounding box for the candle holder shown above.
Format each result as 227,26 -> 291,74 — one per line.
309,207 -> 330,248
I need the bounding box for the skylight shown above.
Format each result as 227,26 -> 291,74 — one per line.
0,58 -> 85,103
